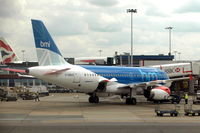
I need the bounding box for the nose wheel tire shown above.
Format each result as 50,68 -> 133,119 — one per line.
89,96 -> 99,103
126,98 -> 137,105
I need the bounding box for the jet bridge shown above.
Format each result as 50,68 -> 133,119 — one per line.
150,62 -> 200,94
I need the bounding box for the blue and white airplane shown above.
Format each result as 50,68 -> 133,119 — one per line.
2,20 -> 172,105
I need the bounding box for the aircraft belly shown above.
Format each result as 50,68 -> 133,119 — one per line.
36,75 -> 74,89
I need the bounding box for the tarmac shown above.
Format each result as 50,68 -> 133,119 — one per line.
1,93 -> 200,133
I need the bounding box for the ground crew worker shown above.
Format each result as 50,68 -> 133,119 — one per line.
184,93 -> 188,104
35,92 -> 40,102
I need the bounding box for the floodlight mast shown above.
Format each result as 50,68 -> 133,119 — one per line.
165,26 -> 173,56
127,9 -> 137,67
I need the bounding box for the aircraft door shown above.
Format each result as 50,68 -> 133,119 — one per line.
73,73 -> 81,83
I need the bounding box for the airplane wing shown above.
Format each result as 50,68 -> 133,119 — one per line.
116,76 -> 191,92
98,76 -> 170,91
1,67 -> 71,76
109,80 -> 171,92
129,80 -> 164,88
169,77 -> 191,81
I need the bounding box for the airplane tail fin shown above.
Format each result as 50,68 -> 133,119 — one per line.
0,37 -> 20,64
31,19 -> 68,66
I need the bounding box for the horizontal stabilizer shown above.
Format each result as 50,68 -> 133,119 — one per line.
17,73 -> 35,78
44,68 -> 71,75
1,68 -> 26,73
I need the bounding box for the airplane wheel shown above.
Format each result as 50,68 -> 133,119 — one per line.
126,98 -> 137,105
89,96 -> 99,103
126,98 -> 131,104
89,96 -> 94,103
93,96 -> 99,103
131,98 -> 137,105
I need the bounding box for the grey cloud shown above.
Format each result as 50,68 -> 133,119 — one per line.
176,0 -> 200,13
0,0 -> 22,18
85,14 -> 122,32
88,0 -> 118,7
173,22 -> 200,32
89,21 -> 122,32
94,31 -> 130,46
142,1 -> 169,18
145,7 -> 168,17
47,15 -> 88,36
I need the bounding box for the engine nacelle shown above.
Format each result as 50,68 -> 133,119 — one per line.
150,86 -> 171,100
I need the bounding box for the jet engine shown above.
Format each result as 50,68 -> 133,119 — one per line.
144,85 -> 171,101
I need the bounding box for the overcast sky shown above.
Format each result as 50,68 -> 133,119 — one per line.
0,0 -> 200,61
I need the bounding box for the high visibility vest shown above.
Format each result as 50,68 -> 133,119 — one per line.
185,94 -> 189,99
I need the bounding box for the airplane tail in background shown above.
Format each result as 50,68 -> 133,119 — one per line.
31,19 -> 68,66
0,37 -> 20,64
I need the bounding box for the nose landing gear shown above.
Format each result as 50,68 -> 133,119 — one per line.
88,95 -> 99,103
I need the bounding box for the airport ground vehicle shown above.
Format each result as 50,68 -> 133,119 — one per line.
184,104 -> 200,116
20,92 -> 37,100
0,88 -> 17,101
48,88 -> 72,93
155,104 -> 180,117
169,94 -> 181,104
26,86 -> 49,96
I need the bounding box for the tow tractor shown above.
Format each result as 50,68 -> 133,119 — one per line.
169,94 -> 181,104
155,104 -> 180,117
184,104 -> 200,116
152,94 -> 181,104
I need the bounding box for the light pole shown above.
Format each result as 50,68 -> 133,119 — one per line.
98,50 -> 102,57
165,27 -> 173,56
178,52 -> 181,60
127,9 -> 137,67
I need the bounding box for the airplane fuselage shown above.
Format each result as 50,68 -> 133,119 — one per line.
28,65 -> 169,94
82,65 -> 169,84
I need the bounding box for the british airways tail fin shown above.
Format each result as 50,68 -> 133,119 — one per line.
0,37 -> 20,64
31,19 -> 68,66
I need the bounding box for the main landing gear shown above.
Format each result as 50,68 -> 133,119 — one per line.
126,98 -> 137,105
125,88 -> 137,105
88,95 -> 99,103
